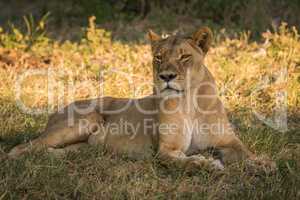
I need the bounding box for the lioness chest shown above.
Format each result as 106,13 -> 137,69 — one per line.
174,99 -> 213,155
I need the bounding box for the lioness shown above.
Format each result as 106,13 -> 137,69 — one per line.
8,27 -> 275,171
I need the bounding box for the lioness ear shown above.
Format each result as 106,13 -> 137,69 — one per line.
192,27 -> 213,54
147,29 -> 161,42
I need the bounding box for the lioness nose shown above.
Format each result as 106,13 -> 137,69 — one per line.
159,73 -> 177,82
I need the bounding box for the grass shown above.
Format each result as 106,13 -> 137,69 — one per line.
0,16 -> 299,199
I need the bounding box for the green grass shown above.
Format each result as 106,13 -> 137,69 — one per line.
0,16 -> 299,199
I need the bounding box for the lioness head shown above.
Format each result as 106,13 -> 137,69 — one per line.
148,27 -> 213,97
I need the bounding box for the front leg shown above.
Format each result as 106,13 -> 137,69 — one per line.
213,134 -> 276,173
213,134 -> 255,163
157,98 -> 224,171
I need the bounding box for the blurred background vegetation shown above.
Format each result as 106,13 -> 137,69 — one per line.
1,0 -> 300,41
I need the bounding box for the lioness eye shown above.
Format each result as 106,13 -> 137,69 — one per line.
179,54 -> 192,61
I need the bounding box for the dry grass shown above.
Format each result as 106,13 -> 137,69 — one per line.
0,17 -> 299,199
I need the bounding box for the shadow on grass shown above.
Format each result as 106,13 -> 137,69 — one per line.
0,97 -> 47,152
0,98 -> 299,199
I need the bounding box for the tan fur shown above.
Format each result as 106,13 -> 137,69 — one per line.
8,27 -> 275,172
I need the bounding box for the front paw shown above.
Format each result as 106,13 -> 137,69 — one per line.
210,159 -> 225,171
246,154 -> 277,174
188,155 -> 225,171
